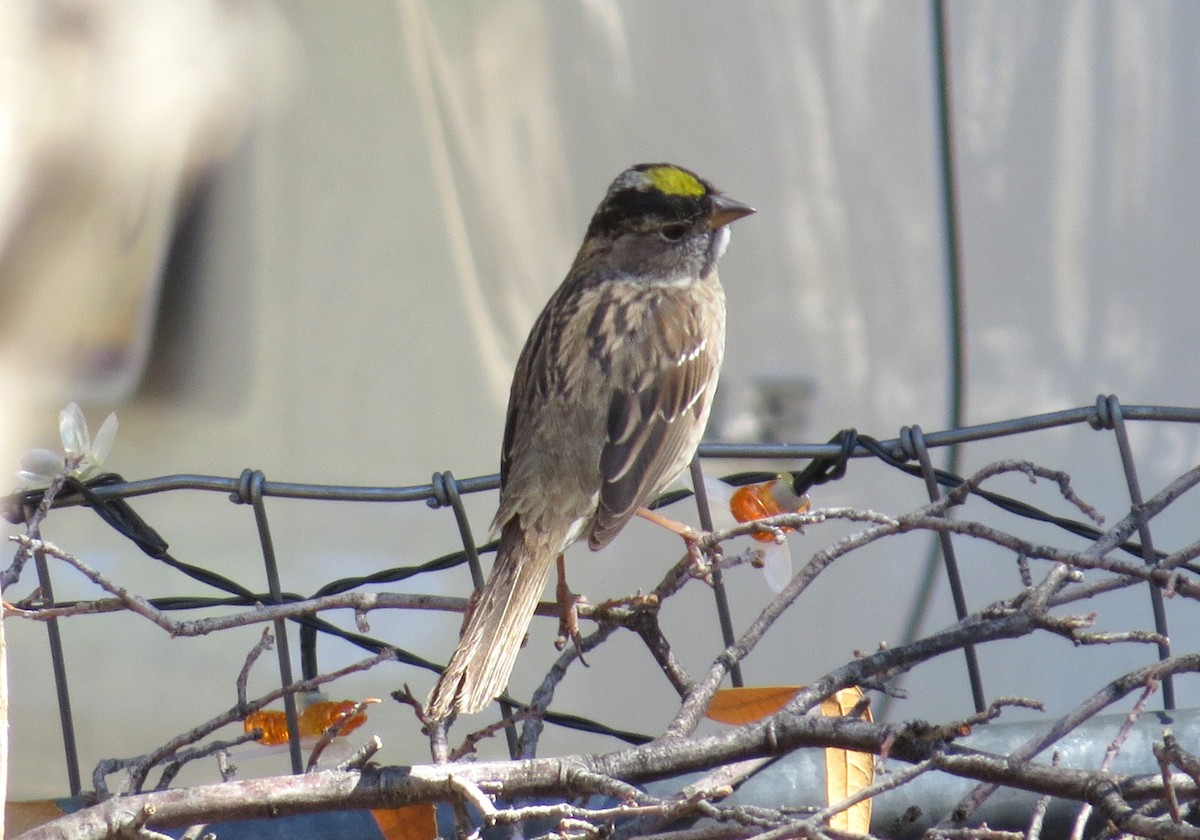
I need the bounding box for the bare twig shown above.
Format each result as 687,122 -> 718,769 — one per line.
236,628 -> 275,709
10,535 -> 180,631
793,758 -> 936,836
1068,680 -> 1159,840
215,750 -> 236,783
448,773 -> 498,819
630,607 -> 695,699
450,707 -> 536,762
305,698 -> 382,772
929,829 -> 1026,840
152,732 -> 262,792
520,623 -> 618,759
487,788 -> 725,831
2,540 -> 486,630
1160,732 -> 1200,787
1025,792 -> 1052,840
1154,741 -> 1183,825
336,735 -> 382,772
945,659 -> 1188,826
2,464 -> 74,589
94,648 -> 396,795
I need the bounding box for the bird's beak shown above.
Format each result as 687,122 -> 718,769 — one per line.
708,194 -> 756,229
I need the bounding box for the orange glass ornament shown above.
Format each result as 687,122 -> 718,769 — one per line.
729,476 -> 811,543
244,699 -> 370,746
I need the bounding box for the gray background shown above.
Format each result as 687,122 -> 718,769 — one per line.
2,0 -> 1199,799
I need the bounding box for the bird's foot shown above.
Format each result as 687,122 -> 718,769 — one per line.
636,506 -> 703,542
687,545 -> 716,586
554,555 -> 589,664
636,506 -> 713,582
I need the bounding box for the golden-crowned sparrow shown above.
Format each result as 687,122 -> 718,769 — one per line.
427,163 -> 754,719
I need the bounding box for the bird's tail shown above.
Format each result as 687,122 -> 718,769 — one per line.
426,517 -> 558,719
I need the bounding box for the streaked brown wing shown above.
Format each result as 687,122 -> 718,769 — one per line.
497,287 -> 563,492
588,319 -> 716,549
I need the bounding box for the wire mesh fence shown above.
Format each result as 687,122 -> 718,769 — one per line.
5,394 -> 1199,816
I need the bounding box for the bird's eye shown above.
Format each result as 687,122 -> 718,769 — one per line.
660,224 -> 688,242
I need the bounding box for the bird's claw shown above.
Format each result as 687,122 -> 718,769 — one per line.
687,541 -> 716,585
554,572 -> 589,665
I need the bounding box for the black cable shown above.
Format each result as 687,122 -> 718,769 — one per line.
655,432 -> 1181,569
298,543 -> 491,679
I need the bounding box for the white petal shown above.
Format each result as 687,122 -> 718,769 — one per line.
15,472 -> 51,488
90,412 -> 119,466
761,541 -> 793,593
701,474 -> 737,529
16,448 -> 65,488
59,402 -> 90,457
20,448 -> 65,475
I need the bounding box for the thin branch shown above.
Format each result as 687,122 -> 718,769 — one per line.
929,829 -> 1026,840
1067,680 -> 1159,840
305,698 -> 381,772
519,623 -> 619,759
336,734 -> 382,772
236,628 -> 275,709
487,789 -> 725,831
1159,732 -> 1200,787
448,773 -> 498,819
151,732 -> 262,792
1024,754 -> 1057,840
946,659 -> 1189,825
12,535 -> 171,629
94,648 -> 396,795
632,612 -> 695,699
794,758 -> 936,835
2,463 -> 76,589
450,708 -> 537,763
1153,741 -> 1184,825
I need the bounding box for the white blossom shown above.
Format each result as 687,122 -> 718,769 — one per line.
701,474 -> 793,593
16,402 -> 118,489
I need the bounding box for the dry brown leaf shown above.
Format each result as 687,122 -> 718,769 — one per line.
372,803 -> 438,840
705,685 -> 875,833
704,685 -> 803,724
5,800 -> 67,834
823,687 -> 874,833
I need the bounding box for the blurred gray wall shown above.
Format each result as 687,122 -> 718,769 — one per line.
2,0 -> 1199,799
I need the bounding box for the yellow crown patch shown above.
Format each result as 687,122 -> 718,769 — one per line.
643,165 -> 705,198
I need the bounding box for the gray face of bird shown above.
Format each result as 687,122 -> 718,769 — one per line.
603,223 -> 718,287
